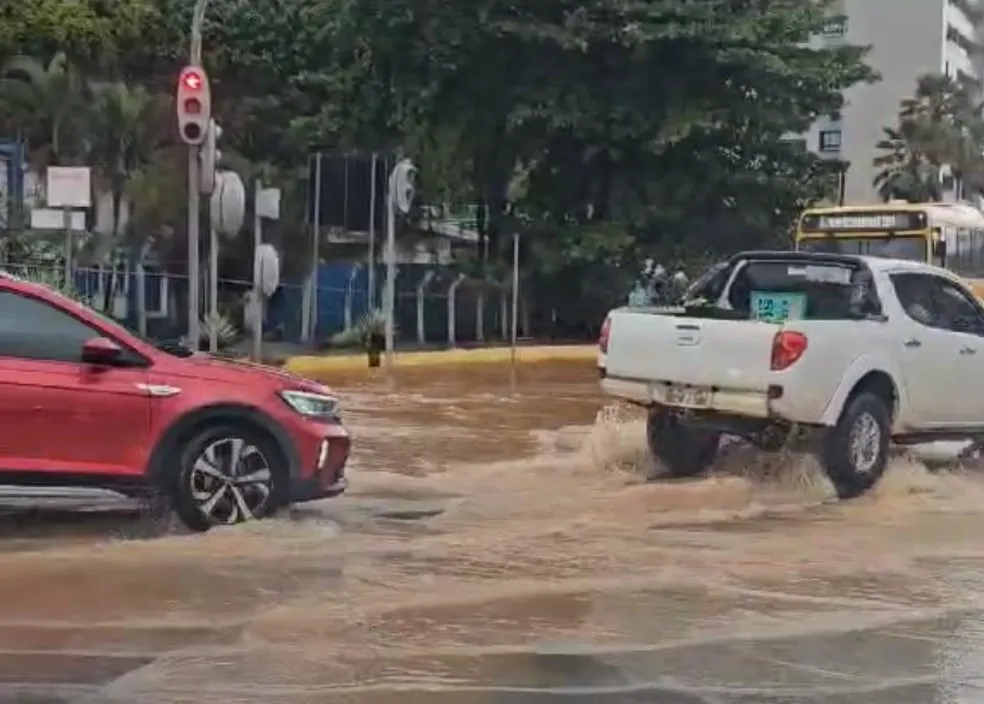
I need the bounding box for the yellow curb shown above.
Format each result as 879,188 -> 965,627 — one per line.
281,344 -> 597,374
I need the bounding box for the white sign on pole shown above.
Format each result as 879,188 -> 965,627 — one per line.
46,167 -> 91,208
256,187 -> 281,220
210,170 -> 245,235
30,208 -> 85,231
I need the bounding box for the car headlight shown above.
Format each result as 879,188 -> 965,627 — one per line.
279,390 -> 341,418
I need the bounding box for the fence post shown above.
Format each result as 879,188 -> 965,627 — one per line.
447,274 -> 466,347
476,290 -> 484,342
500,289 -> 508,339
344,264 -> 360,330
416,270 -> 435,344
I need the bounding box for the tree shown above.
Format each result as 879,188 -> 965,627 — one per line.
872,124 -> 943,202
873,73 -> 984,201
0,52 -> 89,166
85,82 -> 164,250
0,0 -> 154,67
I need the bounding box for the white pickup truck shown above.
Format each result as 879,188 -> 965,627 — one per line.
598,251 -> 984,498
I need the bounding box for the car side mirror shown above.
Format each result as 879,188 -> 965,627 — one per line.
81,336 -> 122,365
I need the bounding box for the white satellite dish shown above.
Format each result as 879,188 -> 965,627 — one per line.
254,243 -> 280,297
211,170 -> 245,236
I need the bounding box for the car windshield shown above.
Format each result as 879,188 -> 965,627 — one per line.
797,234 -> 927,262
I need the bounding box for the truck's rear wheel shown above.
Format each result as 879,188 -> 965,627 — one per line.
647,408 -> 720,478
820,392 -> 891,499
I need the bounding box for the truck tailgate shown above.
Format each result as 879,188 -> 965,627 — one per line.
604,309 -> 780,392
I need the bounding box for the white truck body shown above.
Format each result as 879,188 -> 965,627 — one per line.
599,252 -> 984,438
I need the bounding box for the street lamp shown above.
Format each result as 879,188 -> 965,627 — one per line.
384,158 -> 417,370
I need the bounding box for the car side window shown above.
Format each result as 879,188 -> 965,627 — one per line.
933,278 -> 984,335
0,289 -> 105,362
890,273 -> 940,328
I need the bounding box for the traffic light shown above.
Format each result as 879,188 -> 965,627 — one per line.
176,65 -> 210,145
199,119 -> 222,194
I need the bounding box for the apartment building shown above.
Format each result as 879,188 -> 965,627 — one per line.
804,0 -> 981,204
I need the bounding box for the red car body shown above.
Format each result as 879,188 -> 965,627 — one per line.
0,272 -> 349,524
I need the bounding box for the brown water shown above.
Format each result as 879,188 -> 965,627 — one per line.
5,361 -> 984,703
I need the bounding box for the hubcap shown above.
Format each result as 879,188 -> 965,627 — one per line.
848,412 -> 881,475
189,437 -> 273,525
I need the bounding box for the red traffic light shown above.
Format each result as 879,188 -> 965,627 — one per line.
182,70 -> 203,91
176,65 -> 210,146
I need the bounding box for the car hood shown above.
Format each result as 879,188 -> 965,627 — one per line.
167,353 -> 333,394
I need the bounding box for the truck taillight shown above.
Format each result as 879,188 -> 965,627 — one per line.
599,315 -> 611,353
770,331 -> 808,371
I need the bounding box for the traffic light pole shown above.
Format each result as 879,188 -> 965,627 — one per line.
186,0 -> 209,350
187,151 -> 200,350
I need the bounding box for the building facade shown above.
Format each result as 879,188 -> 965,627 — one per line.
804,0 -> 980,205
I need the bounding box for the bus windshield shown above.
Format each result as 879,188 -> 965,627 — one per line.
797,235 -> 928,263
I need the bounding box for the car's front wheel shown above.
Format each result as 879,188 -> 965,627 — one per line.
170,425 -> 286,532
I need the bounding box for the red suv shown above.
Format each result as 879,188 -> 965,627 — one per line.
0,272 -> 350,531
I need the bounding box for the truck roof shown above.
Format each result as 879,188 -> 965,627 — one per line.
730,250 -> 945,276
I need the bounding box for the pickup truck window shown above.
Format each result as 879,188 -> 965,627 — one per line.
892,272 -> 984,334
725,260 -> 876,321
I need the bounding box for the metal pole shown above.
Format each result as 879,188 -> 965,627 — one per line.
307,153 -> 322,342
62,207 -> 72,286
187,151 -> 200,349
252,178 -> 262,361
367,152 -> 377,309
185,0 -> 209,351
190,0 -> 209,64
510,232 -> 519,365
384,193 -> 396,371
208,220 -> 218,352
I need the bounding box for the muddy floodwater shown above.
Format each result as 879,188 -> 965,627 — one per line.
5,362 -> 984,703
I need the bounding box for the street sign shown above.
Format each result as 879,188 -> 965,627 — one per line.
30,208 -> 85,231
256,187 -> 281,220
46,166 -> 91,208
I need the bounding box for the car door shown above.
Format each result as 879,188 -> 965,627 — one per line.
0,286 -> 152,477
888,272 -> 966,427
925,276 -> 984,426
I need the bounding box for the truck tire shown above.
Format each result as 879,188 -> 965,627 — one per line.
647,408 -> 720,478
820,392 -> 891,499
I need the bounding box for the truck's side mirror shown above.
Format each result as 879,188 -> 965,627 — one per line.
933,239 -> 946,263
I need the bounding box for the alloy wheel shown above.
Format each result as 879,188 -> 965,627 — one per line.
848,411 -> 881,475
189,437 -> 273,525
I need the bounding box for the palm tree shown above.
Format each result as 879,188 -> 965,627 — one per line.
84,81 -> 166,310
0,52 -> 88,167
872,125 -> 943,202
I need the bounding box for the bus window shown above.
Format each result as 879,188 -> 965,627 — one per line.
797,235 -> 927,262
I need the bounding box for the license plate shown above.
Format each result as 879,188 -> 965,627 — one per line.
664,386 -> 711,407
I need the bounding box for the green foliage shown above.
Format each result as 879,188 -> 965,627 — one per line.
329,309 -> 387,349
14,267 -> 92,305
2,0 -> 881,325
873,73 -> 984,202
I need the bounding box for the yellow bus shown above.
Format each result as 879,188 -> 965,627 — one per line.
794,202 -> 984,297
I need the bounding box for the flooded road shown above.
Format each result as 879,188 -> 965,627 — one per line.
5,361 -> 984,702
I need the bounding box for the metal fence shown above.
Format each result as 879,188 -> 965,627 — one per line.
0,259 -> 538,349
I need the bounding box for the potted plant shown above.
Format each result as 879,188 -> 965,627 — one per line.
329,309 -> 388,367
199,312 -> 240,353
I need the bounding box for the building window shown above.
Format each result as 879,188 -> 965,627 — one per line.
819,129 -> 842,153
822,16 -> 847,37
